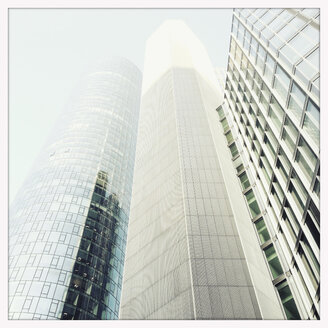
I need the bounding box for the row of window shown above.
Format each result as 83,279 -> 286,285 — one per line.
218,105 -> 301,319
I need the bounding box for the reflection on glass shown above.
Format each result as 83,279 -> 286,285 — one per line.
276,280 -> 301,319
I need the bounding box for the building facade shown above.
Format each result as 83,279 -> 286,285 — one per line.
119,20 -> 285,320
9,57 -> 142,319
217,9 -> 319,319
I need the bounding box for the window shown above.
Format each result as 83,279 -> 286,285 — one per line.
239,172 -> 250,190
264,54 -> 275,83
283,201 -> 300,242
268,10 -> 293,33
225,131 -> 234,144
303,99 -> 319,145
289,171 -> 308,212
229,142 -> 239,158
221,118 -> 230,133
217,106 -> 225,120
282,117 -> 298,153
278,24 -> 296,42
276,280 -> 301,319
255,218 -> 270,244
287,82 -> 306,124
256,45 -> 266,72
280,44 -> 300,66
297,48 -> 319,82
268,96 -> 284,131
245,189 -> 261,218
296,137 -> 317,182
305,214 -> 320,248
264,244 -> 284,278
273,65 -> 290,104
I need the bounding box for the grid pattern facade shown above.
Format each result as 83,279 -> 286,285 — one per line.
120,20 -> 261,320
217,9 -> 319,319
9,57 -> 142,319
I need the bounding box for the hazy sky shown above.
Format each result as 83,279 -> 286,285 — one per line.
9,8 -> 233,203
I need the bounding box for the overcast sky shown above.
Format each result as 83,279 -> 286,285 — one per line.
9,8 -> 233,203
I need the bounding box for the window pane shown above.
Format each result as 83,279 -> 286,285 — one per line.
255,218 -> 270,244
245,189 -> 261,218
273,66 -> 290,103
264,244 -> 284,278
229,142 -> 239,158
288,82 -> 306,123
264,54 -> 275,83
296,137 -> 316,181
239,172 -> 250,190
296,48 -> 319,82
303,98 -> 320,145
276,281 -> 301,319
225,131 -> 234,144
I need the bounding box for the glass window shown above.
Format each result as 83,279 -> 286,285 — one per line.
301,235 -> 319,274
282,117 -> 298,153
299,244 -> 319,291
261,26 -> 274,41
217,106 -> 225,120
283,201 -> 300,241
276,280 -> 301,319
249,37 -> 258,62
255,218 -> 270,244
268,96 -> 284,131
278,24 -> 296,42
269,34 -> 284,51
288,82 -> 306,124
273,65 -> 290,104
308,200 -> 320,226
245,189 -> 261,218
296,137 -> 316,181
225,130 -> 234,144
260,10 -> 275,25
289,171 -> 307,212
289,33 -> 315,58
302,8 -> 319,19
303,99 -> 319,145
295,48 -> 319,82
260,155 -> 273,184
276,159 -> 289,183
305,214 -> 320,248
221,118 -> 230,133
264,54 -> 275,83
264,244 -> 284,278
229,142 -> 239,158
256,45 -> 266,72
302,24 -> 319,45
313,178 -> 320,198
239,172 -> 250,190
268,10 -> 293,33
237,23 -> 245,44
280,44 -> 300,65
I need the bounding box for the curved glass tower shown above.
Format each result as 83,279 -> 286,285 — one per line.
9,57 -> 142,319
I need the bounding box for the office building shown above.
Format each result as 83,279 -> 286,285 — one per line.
217,9 -> 319,319
120,20 -> 286,320
9,57 -> 142,319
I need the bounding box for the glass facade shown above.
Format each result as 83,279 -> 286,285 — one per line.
9,57 -> 142,319
217,8 -> 319,319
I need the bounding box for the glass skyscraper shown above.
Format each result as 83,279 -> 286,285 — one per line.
9,57 -> 142,319
217,9 -> 319,319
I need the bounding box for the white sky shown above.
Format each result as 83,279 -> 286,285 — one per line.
9,8 -> 233,203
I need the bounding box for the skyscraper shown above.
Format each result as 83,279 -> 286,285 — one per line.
217,9 -> 319,319
119,20 -> 284,320
9,57 -> 142,319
